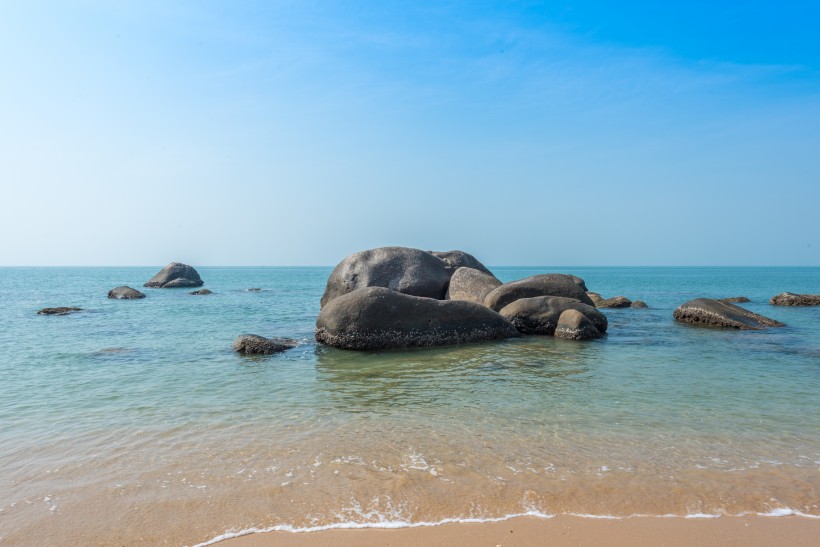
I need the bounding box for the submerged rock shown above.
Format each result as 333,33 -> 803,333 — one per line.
144,262 -> 204,288
445,267 -> 502,305
316,287 -> 520,350
719,296 -> 751,303
190,289 -> 213,295
673,298 -> 784,330
770,292 -> 820,306
320,247 -> 452,308
630,300 -> 649,308
429,250 -> 493,276
597,295 -> 632,309
484,274 -> 594,311
499,296 -> 607,335
232,335 -> 298,355
37,307 -> 82,315
108,286 -> 146,299
554,309 -> 603,340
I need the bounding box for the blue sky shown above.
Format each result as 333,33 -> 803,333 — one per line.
1,1 -> 818,266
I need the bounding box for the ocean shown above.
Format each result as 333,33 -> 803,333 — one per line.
0,266 -> 818,545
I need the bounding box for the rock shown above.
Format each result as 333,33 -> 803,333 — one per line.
428,250 -> 493,276
597,295 -> 632,309
567,275 -> 588,291
769,292 -> 820,306
554,309 -> 603,340
37,307 -> 82,315
586,292 -> 604,306
673,298 -> 784,330
232,334 -> 298,355
320,247 -> 452,308
630,300 -> 648,308
190,289 -> 213,295
247,288 -> 263,292
108,286 -> 145,299
316,287 -> 520,350
719,296 -> 750,303
484,274 -> 595,311
445,267 -> 502,305
499,296 -> 607,335
144,262 -> 204,288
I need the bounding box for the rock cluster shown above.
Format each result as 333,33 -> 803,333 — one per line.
144,262 -> 204,288
316,247 -> 606,349
673,298 -> 783,330
770,292 -> 820,306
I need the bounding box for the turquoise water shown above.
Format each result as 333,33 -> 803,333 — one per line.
1,267 -> 818,545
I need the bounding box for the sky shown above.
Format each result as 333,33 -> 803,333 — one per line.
1,1 -> 819,266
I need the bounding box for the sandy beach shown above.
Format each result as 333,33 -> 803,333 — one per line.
220,515 -> 820,547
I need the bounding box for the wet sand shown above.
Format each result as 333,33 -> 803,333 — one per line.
221,515 -> 820,547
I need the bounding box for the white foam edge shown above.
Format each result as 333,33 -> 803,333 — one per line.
192,508 -> 820,546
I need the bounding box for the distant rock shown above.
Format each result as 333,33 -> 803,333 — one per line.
446,267 -> 502,305
37,307 -> 82,315
108,286 -> 145,300
630,300 -> 648,308
484,274 -> 595,311
144,262 -> 204,288
316,286 -> 519,350
499,296 -> 607,335
247,288 -> 263,292
320,247 -> 452,308
232,334 -> 298,355
597,296 -> 632,309
554,309 -> 603,340
190,289 -> 213,295
586,292 -> 604,307
673,298 -> 784,330
428,250 -> 494,276
770,292 -> 820,306
719,296 -> 750,303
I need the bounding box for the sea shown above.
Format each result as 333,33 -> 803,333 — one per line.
0,266 -> 818,545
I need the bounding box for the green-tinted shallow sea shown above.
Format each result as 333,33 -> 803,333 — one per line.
0,267 -> 818,545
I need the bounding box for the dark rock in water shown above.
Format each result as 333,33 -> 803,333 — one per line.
316,286 -> 520,350
247,288 -> 263,292
770,292 -> 820,306
320,247 -> 452,308
499,296 -> 607,335
554,309 -> 603,340
673,298 -> 784,330
446,267 -> 502,305
232,334 -> 298,355
484,274 -> 594,311
428,250 -> 493,276
38,307 -> 82,315
630,300 -> 648,308
719,296 -> 750,303
597,296 -> 632,309
566,275 -> 588,292
586,292 -> 604,307
144,262 -> 204,288
190,289 -> 213,295
108,286 -> 145,299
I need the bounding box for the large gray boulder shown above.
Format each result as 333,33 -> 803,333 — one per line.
320,247 -> 452,308
428,250 -> 493,276
554,309 -> 603,340
445,267 -> 502,305
673,298 -> 784,330
144,262 -> 204,288
484,274 -> 595,311
567,275 -> 588,292
232,335 -> 298,355
499,296 -> 607,335
770,292 -> 820,306
108,286 -> 145,299
316,287 -> 520,350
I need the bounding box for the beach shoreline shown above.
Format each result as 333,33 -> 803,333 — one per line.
215,514 -> 820,547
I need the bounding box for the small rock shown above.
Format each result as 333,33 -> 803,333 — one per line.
586,292 -> 604,307
190,289 -> 213,295
769,292 -> 820,306
446,267 -> 502,305
247,288 -> 263,292
630,300 -> 648,308
597,296 -> 632,309
38,307 -> 82,315
554,309 -> 603,340
719,296 -> 750,303
108,286 -> 146,299
232,335 -> 298,355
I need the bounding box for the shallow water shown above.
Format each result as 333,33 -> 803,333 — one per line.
0,266 -> 818,545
